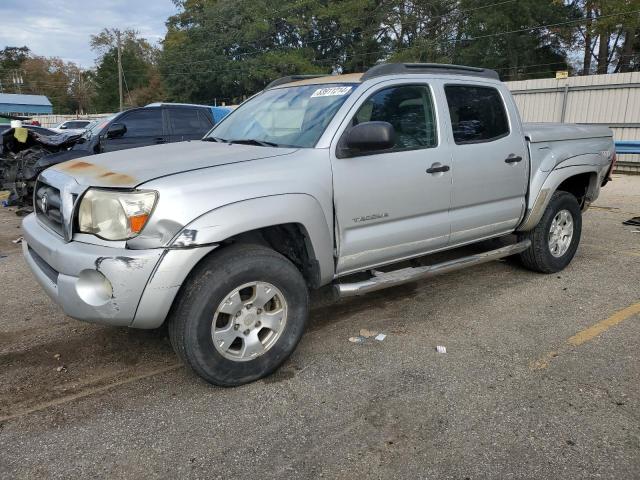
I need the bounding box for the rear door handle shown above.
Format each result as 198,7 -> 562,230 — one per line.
426,164 -> 450,174
505,155 -> 523,164
155,137 -> 167,144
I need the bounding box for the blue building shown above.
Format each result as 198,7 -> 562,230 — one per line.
0,93 -> 53,115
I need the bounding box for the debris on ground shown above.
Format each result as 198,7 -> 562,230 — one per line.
350,330 -> 387,344
12,236 -> 23,244
359,328 -> 378,338
53,353 -> 61,360
622,217 -> 640,226
436,345 -> 447,354
55,365 -> 67,373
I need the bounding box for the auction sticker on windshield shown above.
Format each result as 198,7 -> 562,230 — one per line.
311,86 -> 353,98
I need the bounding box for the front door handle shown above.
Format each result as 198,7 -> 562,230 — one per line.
426,164 -> 450,174
155,137 -> 167,144
505,155 -> 523,164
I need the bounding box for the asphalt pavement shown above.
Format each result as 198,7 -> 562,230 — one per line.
1,175 -> 639,479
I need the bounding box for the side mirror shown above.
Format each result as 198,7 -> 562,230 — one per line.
107,123 -> 127,139
59,125 -> 67,129
340,121 -> 396,156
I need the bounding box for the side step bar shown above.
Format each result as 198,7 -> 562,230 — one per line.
335,240 -> 531,298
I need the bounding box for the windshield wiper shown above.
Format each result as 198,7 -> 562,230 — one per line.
203,136 -> 227,143
227,138 -> 280,147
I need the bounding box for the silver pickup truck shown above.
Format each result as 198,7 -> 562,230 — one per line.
22,63 -> 615,386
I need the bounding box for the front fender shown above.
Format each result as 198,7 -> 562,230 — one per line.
169,194 -> 335,285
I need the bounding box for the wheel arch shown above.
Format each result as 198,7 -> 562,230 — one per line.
131,194 -> 334,329
168,194 -> 334,285
517,165 -> 601,232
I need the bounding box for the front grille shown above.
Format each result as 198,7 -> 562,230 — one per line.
34,180 -> 64,237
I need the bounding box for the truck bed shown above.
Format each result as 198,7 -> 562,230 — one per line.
524,122 -> 612,143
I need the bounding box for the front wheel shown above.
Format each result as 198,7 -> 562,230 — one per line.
518,190 -> 582,273
168,244 -> 309,386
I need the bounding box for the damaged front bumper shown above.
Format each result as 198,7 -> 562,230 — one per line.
22,213 -> 216,328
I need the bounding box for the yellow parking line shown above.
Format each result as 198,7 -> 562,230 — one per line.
568,302 -> 640,346
531,301 -> 640,370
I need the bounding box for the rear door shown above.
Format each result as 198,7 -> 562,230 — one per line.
444,83 -> 529,245
101,108 -> 166,152
331,82 -> 452,274
167,107 -> 214,142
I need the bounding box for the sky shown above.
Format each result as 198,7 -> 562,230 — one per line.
0,0 -> 178,68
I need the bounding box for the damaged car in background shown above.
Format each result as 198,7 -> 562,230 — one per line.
0,103 -> 234,208
0,126 -> 83,207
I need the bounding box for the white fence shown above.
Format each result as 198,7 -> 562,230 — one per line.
506,72 -> 640,164
32,113 -> 113,128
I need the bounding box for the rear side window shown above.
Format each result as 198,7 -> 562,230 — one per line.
444,85 -> 509,144
169,108 -> 211,135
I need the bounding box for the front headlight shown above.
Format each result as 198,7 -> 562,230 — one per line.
78,189 -> 157,240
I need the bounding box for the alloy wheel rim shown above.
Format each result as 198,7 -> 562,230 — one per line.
548,209 -> 574,258
211,281 -> 288,361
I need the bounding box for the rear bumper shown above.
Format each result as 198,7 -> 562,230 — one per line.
22,213 -> 216,328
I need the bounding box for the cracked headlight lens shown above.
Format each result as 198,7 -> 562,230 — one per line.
78,189 -> 157,240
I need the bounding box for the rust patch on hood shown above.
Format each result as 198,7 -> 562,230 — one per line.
64,161 -> 94,170
55,160 -> 136,186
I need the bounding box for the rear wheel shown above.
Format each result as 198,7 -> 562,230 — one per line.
519,190 -> 582,273
168,244 -> 309,386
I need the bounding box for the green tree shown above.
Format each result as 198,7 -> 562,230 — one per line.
450,0 -> 579,80
573,0 -> 640,74
0,46 -> 30,93
91,28 -> 162,111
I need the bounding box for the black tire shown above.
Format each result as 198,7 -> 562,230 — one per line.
518,190 -> 582,273
167,243 -> 309,386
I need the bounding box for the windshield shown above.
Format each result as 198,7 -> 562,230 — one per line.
207,83 -> 356,148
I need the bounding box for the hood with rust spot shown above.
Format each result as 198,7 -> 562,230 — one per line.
51,141 -> 298,188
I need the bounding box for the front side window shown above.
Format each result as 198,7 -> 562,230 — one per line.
208,83 -> 356,148
121,109 -> 163,137
351,84 -> 437,151
445,85 -> 509,144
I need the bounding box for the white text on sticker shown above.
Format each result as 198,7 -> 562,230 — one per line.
311,86 -> 353,98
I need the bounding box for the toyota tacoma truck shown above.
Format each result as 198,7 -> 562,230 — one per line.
21,63 -> 616,386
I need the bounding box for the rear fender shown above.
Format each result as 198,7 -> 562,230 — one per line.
518,158 -> 605,232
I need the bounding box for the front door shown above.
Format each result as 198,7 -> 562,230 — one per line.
101,108 -> 166,152
332,83 -> 452,275
444,83 -> 529,245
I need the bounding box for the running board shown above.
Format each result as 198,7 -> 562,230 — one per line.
335,240 -> 531,298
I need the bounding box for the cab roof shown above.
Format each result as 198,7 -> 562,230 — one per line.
267,63 -> 499,89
